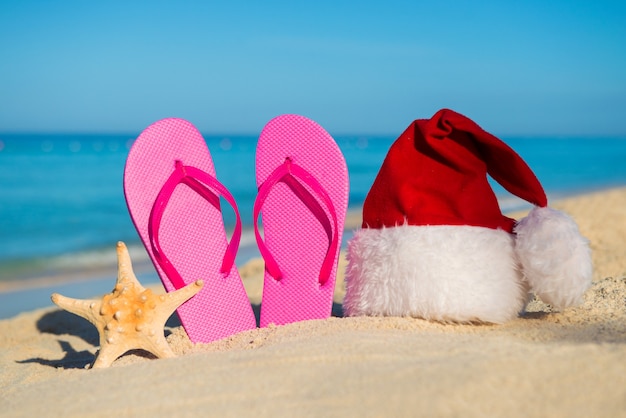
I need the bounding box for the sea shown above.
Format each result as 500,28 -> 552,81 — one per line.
1,132 -> 625,317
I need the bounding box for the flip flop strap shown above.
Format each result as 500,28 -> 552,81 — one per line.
254,158 -> 339,286
148,160 -> 242,290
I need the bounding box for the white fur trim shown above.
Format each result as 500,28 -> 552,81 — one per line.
344,224 -> 528,324
515,206 -> 592,309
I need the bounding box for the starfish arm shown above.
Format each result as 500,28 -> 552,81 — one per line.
92,342 -> 133,369
116,241 -> 145,290
142,335 -> 177,360
154,280 -> 204,324
51,293 -> 102,327
92,335 -> 176,368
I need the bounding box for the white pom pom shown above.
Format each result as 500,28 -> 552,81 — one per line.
515,206 -> 592,308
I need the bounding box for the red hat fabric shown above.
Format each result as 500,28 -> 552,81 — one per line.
362,108 -> 548,233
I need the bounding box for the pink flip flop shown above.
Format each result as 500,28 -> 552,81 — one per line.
255,114 -> 349,327
124,118 -> 256,343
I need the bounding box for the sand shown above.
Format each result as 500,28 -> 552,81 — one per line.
1,187 -> 625,417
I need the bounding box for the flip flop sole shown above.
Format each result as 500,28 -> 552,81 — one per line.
124,118 -> 256,342
256,114 -> 349,326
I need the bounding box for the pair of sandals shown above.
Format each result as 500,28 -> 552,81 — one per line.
124,115 -> 349,343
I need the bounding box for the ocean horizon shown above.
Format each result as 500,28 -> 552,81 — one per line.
1,132 -> 626,286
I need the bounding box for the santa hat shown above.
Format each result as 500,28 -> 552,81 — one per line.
344,109 -> 592,323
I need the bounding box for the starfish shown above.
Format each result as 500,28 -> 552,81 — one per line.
51,241 -> 203,369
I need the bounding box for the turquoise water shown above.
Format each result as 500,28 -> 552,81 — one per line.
1,133 -> 625,283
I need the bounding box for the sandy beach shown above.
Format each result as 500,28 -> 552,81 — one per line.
1,187 -> 625,417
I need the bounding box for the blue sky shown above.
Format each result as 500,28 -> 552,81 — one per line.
0,1 -> 624,136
